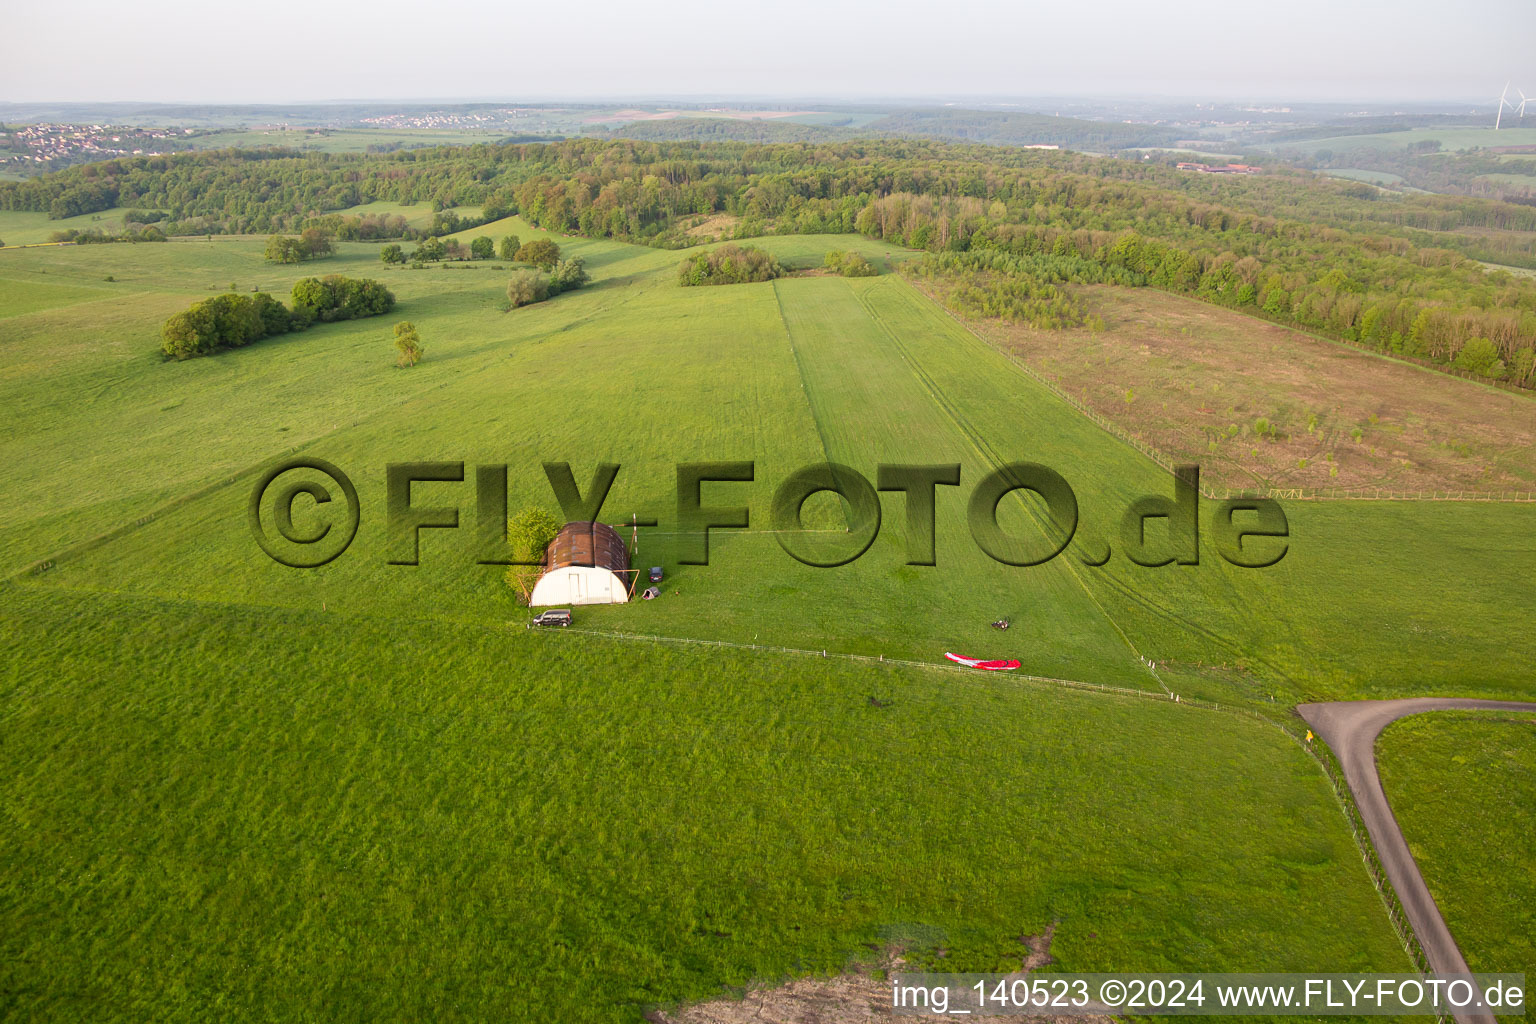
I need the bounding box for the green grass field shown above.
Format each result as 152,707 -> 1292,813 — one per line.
1377,712 -> 1536,977
0,205 -> 151,246
1277,126 -> 1536,156
1475,171 -> 1536,186
337,199 -> 446,231
1325,168 -> 1405,185
9,227 -> 1530,701
3,221 -> 1530,1019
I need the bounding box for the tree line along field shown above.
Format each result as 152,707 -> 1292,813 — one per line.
7,136 -> 1536,350
0,219 -> 1530,1018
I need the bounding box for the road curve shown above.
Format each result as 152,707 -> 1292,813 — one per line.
1298,698 -> 1536,1024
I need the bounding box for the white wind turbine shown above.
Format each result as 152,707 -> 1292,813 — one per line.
1495,81 -> 1516,129
1519,88 -> 1529,119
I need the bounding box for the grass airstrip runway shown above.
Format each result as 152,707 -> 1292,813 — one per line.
2,216 -> 1533,1021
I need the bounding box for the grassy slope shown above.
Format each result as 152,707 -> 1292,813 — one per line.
1376,712 -> 1536,975
0,583 -> 1406,1023
1325,169 -> 1405,185
5,230 -> 1535,703
0,205 -> 150,246
1276,126 -> 1536,155
1,225 -> 1527,1017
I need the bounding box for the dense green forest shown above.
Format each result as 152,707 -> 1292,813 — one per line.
5,137 -> 1536,385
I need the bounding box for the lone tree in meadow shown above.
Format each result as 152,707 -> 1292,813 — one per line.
393,321 -> 423,368
299,228 -> 333,258
380,243 -> 405,264
515,238 -> 560,270
497,235 -> 521,261
470,236 -> 495,260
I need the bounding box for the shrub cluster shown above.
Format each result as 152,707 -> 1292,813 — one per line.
823,250 -> 878,277
161,293 -> 296,359
161,275 -> 395,359
678,244 -> 781,286
506,257 -> 589,309
904,254 -> 1102,331
291,275 -> 397,323
515,238 -> 560,270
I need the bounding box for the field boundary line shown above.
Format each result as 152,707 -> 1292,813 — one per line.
557,625 -> 1191,704
10,448 -> 309,582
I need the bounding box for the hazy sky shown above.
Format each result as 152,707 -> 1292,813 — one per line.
2,0 -> 1532,104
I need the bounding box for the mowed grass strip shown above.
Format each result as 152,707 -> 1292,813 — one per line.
0,583 -> 1408,1023
770,274 -> 1151,683
1376,711 -> 1536,979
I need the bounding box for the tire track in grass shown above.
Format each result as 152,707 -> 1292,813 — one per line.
775,275 -> 1151,683
888,280 -> 1303,685
851,279 -> 1173,694
770,278 -> 855,532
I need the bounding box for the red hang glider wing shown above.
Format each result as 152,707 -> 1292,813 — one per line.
944,652 -> 1020,671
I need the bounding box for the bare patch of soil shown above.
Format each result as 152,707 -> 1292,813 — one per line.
650,926 -> 1114,1024
926,283 -> 1536,493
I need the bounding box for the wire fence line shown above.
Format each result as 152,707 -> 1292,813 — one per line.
544,623 -> 1442,999
555,626 -> 1183,702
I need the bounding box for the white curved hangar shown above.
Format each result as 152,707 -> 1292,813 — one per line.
528,521 -> 632,606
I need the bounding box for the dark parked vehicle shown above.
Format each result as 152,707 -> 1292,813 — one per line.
528,609 -> 572,628
649,566 -> 664,583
